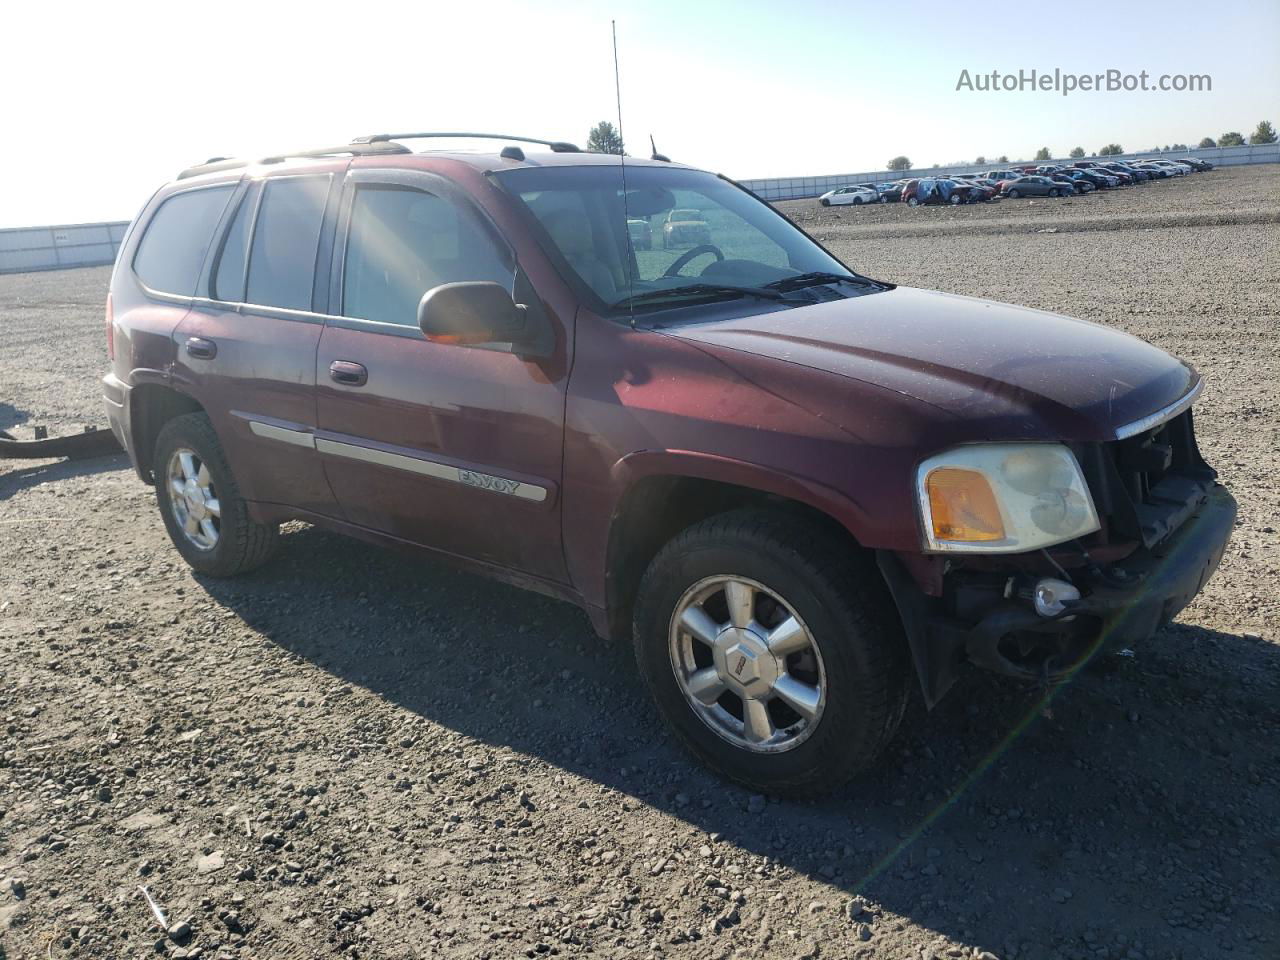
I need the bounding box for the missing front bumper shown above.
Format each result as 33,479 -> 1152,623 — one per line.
879,485 -> 1237,707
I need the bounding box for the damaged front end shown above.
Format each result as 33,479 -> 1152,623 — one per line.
881,409 -> 1236,707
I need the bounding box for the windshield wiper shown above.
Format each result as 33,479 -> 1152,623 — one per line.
612,283 -> 785,309
764,271 -> 867,292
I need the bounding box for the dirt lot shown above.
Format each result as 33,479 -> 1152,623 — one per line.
2,165 -> 1278,960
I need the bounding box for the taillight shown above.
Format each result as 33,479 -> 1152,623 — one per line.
105,293 -> 115,361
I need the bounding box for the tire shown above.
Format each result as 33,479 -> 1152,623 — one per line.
852,197 -> 863,206
1008,189 -> 1020,198
949,194 -> 962,205
820,198 -> 830,207
632,509 -> 910,796
906,197 -> 919,206
1049,188 -> 1061,197
153,412 -> 278,577
880,195 -> 888,204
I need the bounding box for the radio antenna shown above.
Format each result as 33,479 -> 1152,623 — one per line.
612,19 -> 636,329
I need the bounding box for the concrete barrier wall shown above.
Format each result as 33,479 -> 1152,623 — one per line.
738,142 -> 1280,201
0,221 -> 129,275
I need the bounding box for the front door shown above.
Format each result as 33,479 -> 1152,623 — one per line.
314,169 -> 570,582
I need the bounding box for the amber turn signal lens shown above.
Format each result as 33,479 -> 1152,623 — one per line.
926,467 -> 1005,542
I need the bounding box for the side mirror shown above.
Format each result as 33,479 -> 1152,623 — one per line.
418,281 -> 526,347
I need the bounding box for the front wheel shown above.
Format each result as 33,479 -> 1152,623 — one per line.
1007,188 -> 1021,198
906,196 -> 919,206
632,510 -> 909,796
153,412 -> 278,577
820,198 -> 830,206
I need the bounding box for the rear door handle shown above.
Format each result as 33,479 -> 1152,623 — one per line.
185,337 -> 217,360
329,360 -> 368,387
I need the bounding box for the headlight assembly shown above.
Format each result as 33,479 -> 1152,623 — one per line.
917,443 -> 1100,553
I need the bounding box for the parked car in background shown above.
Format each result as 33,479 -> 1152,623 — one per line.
966,176 -> 1003,194
1102,162 -> 1149,182
1174,157 -> 1213,171
627,218 -> 652,251
903,178 -> 967,205
663,208 -> 712,247
1144,160 -> 1190,176
1132,162 -> 1171,179
1000,175 -> 1068,198
1049,171 -> 1093,194
949,177 -> 996,202
1071,161 -> 1101,170
876,181 -> 906,202
1035,164 -> 1066,176
1071,169 -> 1116,189
819,185 -> 879,207
985,169 -> 1022,183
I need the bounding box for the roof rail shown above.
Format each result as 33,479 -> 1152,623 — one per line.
352,132 -> 581,153
176,141 -> 412,180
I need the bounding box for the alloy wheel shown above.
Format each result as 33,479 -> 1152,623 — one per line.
668,575 -> 827,753
167,447 -> 220,550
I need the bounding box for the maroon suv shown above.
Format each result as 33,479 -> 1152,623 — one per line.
102,132 -> 1235,794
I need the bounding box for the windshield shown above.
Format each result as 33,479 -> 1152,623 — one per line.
492,164 -> 858,311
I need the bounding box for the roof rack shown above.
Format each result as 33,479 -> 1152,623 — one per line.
177,132 -> 580,181
352,132 -> 581,153
176,141 -> 411,180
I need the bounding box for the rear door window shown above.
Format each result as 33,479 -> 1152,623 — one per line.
246,176 -> 331,312
133,186 -> 235,296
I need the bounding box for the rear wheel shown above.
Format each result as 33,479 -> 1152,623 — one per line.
820,198 -> 830,206
632,510 -> 910,796
949,194 -> 962,205
1008,188 -> 1021,198
1049,188 -> 1061,197
852,196 -> 863,205
153,412 -> 278,577
907,197 -> 919,207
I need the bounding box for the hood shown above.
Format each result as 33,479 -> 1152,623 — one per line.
663,286 -> 1196,441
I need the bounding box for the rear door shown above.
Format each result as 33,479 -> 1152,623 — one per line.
313,167 -> 570,581
173,167 -> 344,516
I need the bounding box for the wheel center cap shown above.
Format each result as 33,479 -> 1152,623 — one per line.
714,627 -> 778,694
184,480 -> 206,519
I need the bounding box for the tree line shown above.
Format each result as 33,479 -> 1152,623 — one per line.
582,119 -> 1277,173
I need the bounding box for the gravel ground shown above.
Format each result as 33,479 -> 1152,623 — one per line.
1,165 -> 1278,960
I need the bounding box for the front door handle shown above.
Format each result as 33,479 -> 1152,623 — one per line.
185,337 -> 217,360
329,360 -> 368,387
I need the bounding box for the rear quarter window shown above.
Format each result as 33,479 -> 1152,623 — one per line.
132,186 -> 235,296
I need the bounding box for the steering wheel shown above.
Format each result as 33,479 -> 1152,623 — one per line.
663,244 -> 725,278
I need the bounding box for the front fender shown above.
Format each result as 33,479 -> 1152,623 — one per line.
611,448 -> 871,541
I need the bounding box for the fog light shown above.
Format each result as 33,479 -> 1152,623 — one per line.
1033,578 -> 1080,617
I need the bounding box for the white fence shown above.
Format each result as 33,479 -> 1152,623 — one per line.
738,142 -> 1280,201
0,221 -> 129,275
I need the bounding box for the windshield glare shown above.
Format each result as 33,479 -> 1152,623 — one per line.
493,165 -> 854,310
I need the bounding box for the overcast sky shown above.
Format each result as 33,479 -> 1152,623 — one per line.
2,0 -> 1276,227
